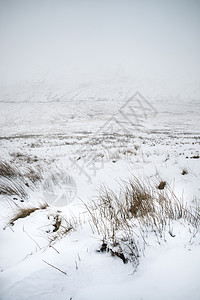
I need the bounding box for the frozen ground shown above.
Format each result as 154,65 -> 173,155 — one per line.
0,79 -> 200,300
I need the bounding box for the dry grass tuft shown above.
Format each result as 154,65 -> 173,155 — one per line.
0,177 -> 28,198
24,166 -> 42,183
0,161 -> 20,178
85,177 -> 200,266
0,160 -> 43,199
46,214 -> 75,246
9,202 -> 48,225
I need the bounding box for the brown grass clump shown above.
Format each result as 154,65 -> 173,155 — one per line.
0,161 -> 19,178
0,177 -> 28,198
9,203 -> 48,225
85,177 -> 200,266
0,160 -> 43,199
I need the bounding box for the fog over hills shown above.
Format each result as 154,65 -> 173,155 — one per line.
0,0 -> 199,101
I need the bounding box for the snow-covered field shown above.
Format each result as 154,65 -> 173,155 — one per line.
1,0 -> 200,298
0,79 -> 200,300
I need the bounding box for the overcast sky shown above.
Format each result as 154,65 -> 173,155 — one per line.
0,0 -> 199,85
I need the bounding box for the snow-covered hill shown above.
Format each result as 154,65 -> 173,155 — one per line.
1,0 -> 200,299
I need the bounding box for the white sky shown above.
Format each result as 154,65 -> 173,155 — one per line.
0,0 -> 199,85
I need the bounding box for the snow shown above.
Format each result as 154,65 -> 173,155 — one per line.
0,85 -> 200,299
1,1 -> 200,299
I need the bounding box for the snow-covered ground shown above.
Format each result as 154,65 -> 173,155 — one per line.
0,79 -> 200,300
1,0 -> 200,298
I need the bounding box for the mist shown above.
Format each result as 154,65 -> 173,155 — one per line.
0,0 -> 200,96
